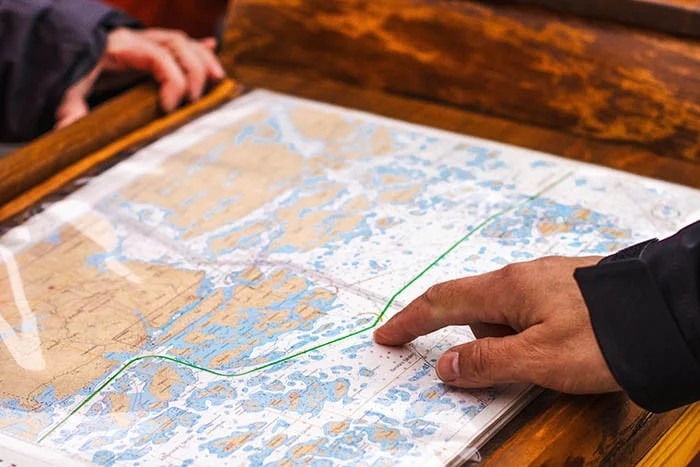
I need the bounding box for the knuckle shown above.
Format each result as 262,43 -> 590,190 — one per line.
401,319 -> 422,341
465,339 -> 494,381
169,30 -> 189,42
424,279 -> 457,307
385,312 -> 418,342
423,283 -> 444,306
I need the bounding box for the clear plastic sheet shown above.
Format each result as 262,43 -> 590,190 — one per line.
1,90 -> 699,466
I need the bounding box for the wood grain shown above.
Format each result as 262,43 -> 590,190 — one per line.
0,80 -> 239,210
501,0 -> 700,37
638,404 -> 700,467
482,393 -> 687,466
224,0 -> 700,162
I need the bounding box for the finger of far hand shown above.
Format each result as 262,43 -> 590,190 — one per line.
144,31 -> 225,99
55,93 -> 89,129
54,62 -> 103,129
142,42 -> 188,113
199,37 -> 218,51
373,273 -> 513,346
105,29 -> 187,112
195,40 -> 226,81
156,34 -> 207,101
196,38 -> 226,80
143,31 -> 210,101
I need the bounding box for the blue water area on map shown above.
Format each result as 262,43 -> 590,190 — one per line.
241,371 -> 350,417
481,197 -> 634,253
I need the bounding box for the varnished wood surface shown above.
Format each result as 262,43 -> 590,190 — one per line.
638,404 -> 700,467
481,392 -> 685,466
502,0 -> 700,37
1,65 -> 699,464
223,0 -> 700,162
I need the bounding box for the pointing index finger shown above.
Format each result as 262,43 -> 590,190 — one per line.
373,274 -> 509,346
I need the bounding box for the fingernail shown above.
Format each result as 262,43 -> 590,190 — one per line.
437,352 -> 460,381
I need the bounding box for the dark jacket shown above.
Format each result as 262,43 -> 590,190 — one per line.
0,0 -> 136,142
576,220 -> 700,412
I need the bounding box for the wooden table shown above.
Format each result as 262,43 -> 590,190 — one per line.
1,0 -> 699,464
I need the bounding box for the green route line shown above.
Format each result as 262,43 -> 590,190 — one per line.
37,171 -> 573,444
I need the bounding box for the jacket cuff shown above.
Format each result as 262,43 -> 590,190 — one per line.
574,256 -> 700,412
58,4 -> 140,88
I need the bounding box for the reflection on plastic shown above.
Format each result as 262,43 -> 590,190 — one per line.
450,446 -> 481,465
0,243 -> 45,371
0,200 -> 141,371
61,201 -> 141,284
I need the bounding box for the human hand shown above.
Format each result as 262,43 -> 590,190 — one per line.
373,256 -> 621,394
55,28 -> 225,129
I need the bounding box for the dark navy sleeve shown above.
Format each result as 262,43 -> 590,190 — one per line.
0,0 -> 138,142
574,220 -> 700,413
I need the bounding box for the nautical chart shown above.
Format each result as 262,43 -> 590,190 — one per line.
0,90 -> 698,466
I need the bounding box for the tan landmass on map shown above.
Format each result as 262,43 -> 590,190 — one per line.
0,225 -> 207,421
178,268 -> 334,370
0,248 -> 339,439
117,110 -> 314,241
149,366 -> 184,401
289,107 -> 358,141
208,431 -> 261,454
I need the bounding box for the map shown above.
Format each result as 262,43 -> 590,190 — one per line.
1,90 -> 699,466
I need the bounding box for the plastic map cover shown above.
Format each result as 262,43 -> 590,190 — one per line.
0,90 -> 698,466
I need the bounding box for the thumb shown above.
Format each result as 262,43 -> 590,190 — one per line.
55,92 -> 89,129
55,61 -> 102,129
435,335 -> 529,388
